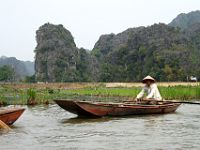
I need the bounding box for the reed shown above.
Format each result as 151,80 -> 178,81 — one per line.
62,85 -> 200,100
159,85 -> 200,100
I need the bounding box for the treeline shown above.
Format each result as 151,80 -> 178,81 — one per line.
0,65 -> 15,82
0,65 -> 35,83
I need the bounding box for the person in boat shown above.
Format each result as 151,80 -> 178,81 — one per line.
136,75 -> 162,103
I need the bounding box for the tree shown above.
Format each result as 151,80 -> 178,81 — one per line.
25,75 -> 36,83
163,65 -> 173,81
0,65 -> 15,82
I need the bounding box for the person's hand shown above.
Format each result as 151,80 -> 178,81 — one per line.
135,98 -> 141,101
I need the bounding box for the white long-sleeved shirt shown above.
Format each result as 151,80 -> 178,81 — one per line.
136,83 -> 162,100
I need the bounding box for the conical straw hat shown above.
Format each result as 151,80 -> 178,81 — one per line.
142,75 -> 156,83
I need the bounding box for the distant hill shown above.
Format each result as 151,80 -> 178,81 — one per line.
169,10 -> 200,30
0,56 -> 34,80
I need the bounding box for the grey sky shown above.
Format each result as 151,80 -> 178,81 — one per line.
0,0 -> 200,61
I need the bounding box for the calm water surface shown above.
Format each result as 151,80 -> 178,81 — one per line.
0,104 -> 200,150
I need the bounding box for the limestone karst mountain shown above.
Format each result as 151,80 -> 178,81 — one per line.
34,10 -> 200,82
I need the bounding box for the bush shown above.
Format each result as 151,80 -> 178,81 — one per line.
27,88 -> 37,105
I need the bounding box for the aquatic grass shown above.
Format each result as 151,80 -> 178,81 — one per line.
63,87 -> 141,97
159,85 -> 200,100
64,86 -> 200,100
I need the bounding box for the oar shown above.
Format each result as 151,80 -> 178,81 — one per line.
123,99 -> 200,105
0,120 -> 11,131
163,100 -> 200,105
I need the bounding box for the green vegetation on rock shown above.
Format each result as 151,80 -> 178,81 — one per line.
35,23 -> 78,82
93,23 -> 200,82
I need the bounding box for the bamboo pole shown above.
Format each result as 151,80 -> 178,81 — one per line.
0,120 -> 11,132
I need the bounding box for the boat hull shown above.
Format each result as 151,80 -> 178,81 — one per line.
0,108 -> 25,125
55,100 -> 181,117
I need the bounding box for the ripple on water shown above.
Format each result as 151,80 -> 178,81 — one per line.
0,104 -> 200,150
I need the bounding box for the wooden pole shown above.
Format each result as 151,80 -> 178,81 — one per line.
0,120 -> 11,132
163,100 -> 200,105
123,99 -> 200,105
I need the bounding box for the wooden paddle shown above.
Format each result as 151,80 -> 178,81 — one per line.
123,99 -> 200,105
163,100 -> 200,105
0,120 -> 11,131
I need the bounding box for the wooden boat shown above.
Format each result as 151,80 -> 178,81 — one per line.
54,100 -> 181,117
0,108 -> 25,125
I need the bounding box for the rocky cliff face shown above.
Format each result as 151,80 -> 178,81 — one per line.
35,23 -> 78,82
169,10 -> 200,30
92,27 -> 144,59
92,23 -> 200,81
35,23 -> 95,82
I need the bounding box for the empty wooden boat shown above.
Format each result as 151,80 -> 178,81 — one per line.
0,108 -> 25,125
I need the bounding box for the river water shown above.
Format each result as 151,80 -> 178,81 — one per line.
0,104 -> 200,150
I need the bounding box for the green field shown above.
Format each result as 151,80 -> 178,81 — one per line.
0,83 -> 200,105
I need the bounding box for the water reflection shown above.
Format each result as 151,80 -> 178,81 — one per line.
61,117 -> 114,124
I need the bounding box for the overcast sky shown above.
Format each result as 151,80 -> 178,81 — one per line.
0,0 -> 200,61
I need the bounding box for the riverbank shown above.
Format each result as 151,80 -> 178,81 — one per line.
0,82 -> 199,89
0,82 -> 200,105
